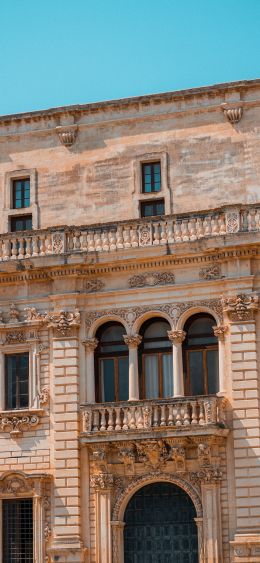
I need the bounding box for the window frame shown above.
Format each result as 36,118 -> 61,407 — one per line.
132,152 -> 171,219
12,178 -> 31,210
10,214 -> 33,233
139,318 -> 172,400
2,498 -> 33,563
141,161 -> 161,194
0,340 -> 39,413
3,169 -> 38,233
5,352 -> 29,410
183,313 -> 219,396
140,198 -> 165,218
95,322 -> 129,403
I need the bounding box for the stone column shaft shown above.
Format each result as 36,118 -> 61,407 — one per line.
167,330 -> 186,397
83,338 -> 98,403
213,325 -> 228,395
123,335 -> 142,401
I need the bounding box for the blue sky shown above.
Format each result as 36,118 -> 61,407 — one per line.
0,0 -> 260,116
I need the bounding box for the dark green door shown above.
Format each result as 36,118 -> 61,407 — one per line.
124,482 -> 199,563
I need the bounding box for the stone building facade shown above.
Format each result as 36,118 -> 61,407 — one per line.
0,79 -> 259,562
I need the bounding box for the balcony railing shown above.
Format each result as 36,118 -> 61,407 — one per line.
1,204 -> 259,262
81,396 -> 226,437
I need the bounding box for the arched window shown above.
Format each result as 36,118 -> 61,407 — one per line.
183,313 -> 219,396
139,318 -> 172,399
95,322 -> 129,402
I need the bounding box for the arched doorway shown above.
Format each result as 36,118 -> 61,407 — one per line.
124,482 -> 198,563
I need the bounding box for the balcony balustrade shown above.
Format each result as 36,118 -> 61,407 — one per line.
80,395 -> 227,441
1,204 -> 259,263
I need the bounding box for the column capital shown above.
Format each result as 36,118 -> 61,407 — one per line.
82,337 -> 99,351
123,334 -> 142,348
213,324 -> 228,341
167,329 -> 186,344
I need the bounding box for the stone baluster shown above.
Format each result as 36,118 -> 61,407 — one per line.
189,218 -> 197,241
0,240 -> 3,261
130,225 -> 139,247
102,230 -> 109,251
122,408 -> 128,430
32,236 -> 39,256
87,231 -> 95,251
167,330 -> 186,397
174,221 -> 182,242
45,233 -> 52,254
168,403 -> 174,426
160,404 -> 166,426
153,222 -> 160,245
181,219 -> 189,241
183,402 -> 190,425
115,407 -> 121,431
197,217 -> 204,238
167,219 -> 174,243
3,239 -> 10,260
160,221 -> 167,244
17,237 -> 25,259
123,226 -> 131,248
100,409 -> 107,431
116,225 -> 124,249
81,231 -> 88,251
107,408 -> 114,431
123,334 -> 142,401
213,325 -> 228,395
211,215 -> 219,236
83,338 -> 99,403
93,410 -> 100,431
95,230 -> 102,251
218,214 -> 226,234
191,401 -> 198,424
199,401 -> 205,425
255,208 -> 260,229
109,229 -> 117,251
248,208 -> 256,231
39,234 -> 46,256
11,237 -> 18,259
153,405 -> 159,427
204,216 -> 212,236
25,236 -> 32,257
175,403 -> 182,426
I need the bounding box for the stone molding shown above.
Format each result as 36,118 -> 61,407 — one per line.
85,298 -> 223,331
231,536 -> 260,559
129,271 -> 175,287
222,293 -> 258,322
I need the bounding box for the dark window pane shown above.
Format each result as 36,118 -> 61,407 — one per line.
144,354 -> 159,398
3,499 -> 33,563
118,357 -> 129,400
141,202 -> 154,217
142,162 -> 161,193
5,353 -> 29,409
156,201 -> 165,215
101,358 -> 115,402
189,351 -> 204,396
140,199 -> 165,218
10,215 -> 32,232
162,353 -> 173,397
13,179 -> 30,209
207,350 -> 219,394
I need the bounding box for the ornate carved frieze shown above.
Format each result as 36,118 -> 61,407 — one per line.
135,439 -> 171,468
85,298 -> 223,330
123,334 -> 142,348
222,294 -> 258,322
0,413 -> 39,436
56,125 -> 78,147
129,271 -> 175,288
90,472 -> 114,490
85,279 -> 105,292
197,443 -> 211,467
0,471 -> 51,495
167,329 -> 186,343
199,263 -> 222,280
44,308 -> 81,335
24,307 -> 43,322
190,467 -> 222,485
5,330 -> 26,344
223,107 -> 243,124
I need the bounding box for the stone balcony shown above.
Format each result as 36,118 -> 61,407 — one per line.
0,204 -> 259,264
80,395 -> 228,444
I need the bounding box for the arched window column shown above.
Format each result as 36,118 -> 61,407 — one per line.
167,330 -> 186,397
83,338 -> 98,403
213,325 -> 228,395
123,335 -> 142,401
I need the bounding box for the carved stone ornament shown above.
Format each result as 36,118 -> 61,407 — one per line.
172,446 -> 186,471
167,329 -> 186,344
0,413 -> 39,436
85,279 -> 105,292
8,303 -> 19,323
197,443 -> 211,466
83,337 -> 99,351
199,263 -> 222,280
90,473 -> 114,490
223,107 -> 243,124
38,387 -> 50,406
190,466 -> 222,485
136,439 -> 171,468
24,307 -> 43,322
44,308 -> 81,335
0,471 -> 51,496
138,224 -> 152,246
225,210 -> 240,233
222,294 -> 258,322
56,125 -> 78,147
213,324 -> 228,341
129,271 -> 175,288
5,331 -> 26,344
85,298 -> 223,330
123,334 -> 142,348
52,232 -> 65,254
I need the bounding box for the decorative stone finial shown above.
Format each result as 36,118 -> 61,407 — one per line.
223,107 -> 243,124
56,125 -> 78,147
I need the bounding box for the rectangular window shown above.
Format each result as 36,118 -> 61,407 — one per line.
10,215 -> 32,232
3,498 -> 33,563
5,353 -> 29,410
12,179 -> 30,209
140,199 -> 165,218
142,162 -> 161,193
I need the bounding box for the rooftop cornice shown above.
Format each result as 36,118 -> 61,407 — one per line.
0,78 -> 260,125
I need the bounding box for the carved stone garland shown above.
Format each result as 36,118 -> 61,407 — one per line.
222,294 -> 258,322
